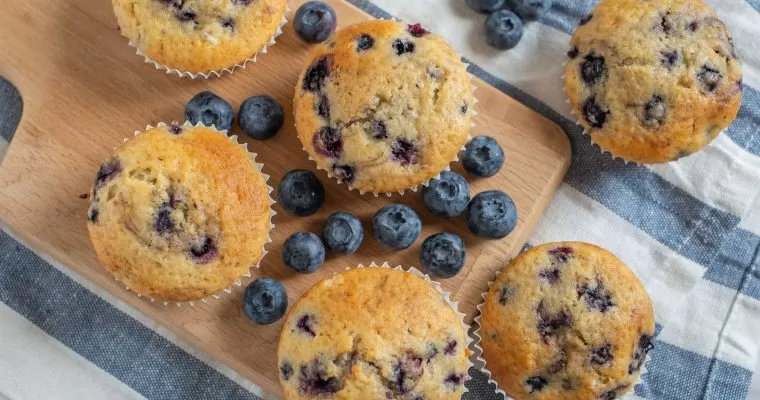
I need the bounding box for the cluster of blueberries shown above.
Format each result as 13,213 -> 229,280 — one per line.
467,0 -> 553,49
183,1 -> 520,325
244,135 -> 517,324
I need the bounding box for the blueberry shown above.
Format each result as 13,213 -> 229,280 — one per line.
294,1 -> 337,44
697,64 -> 721,92
94,159 -> 122,189
581,53 -> 605,85
184,91 -> 234,131
466,0 -> 506,13
242,278 -> 288,325
393,39 -> 416,55
420,232 -> 466,279
302,56 -> 332,92
189,237 -> 219,264
356,34 -> 375,51
372,204 -> 422,250
282,232 -> 326,273
238,95 -> 284,140
462,136 -> 505,177
507,0 -> 553,21
312,127 -> 342,158
583,96 -> 609,129
278,170 -> 325,217
322,211 -> 364,254
525,376 -> 548,393
591,344 -> 613,365
642,96 -> 667,128
661,50 -> 679,69
332,164 -> 355,184
485,10 -> 523,50
629,334 -> 654,374
467,190 -> 517,239
422,171 -> 470,217
390,138 -> 418,166
577,279 -> 614,312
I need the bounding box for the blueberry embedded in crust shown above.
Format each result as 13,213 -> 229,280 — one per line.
536,301 -> 573,341
390,138 -> 419,166
153,202 -> 175,234
369,120 -> 388,140
581,53 -> 605,85
295,314 -> 317,337
312,126 -> 342,158
548,245 -> 573,262
577,278 -> 615,312
332,164 -> 355,185
525,376 -> 548,393
591,343 -> 614,365
697,64 -> 722,92
280,361 -> 294,381
94,159 -> 122,189
189,236 -> 219,264
498,285 -> 515,305
582,96 -> 609,129
407,23 -> 429,37
302,56 -> 332,92
356,33 -> 375,51
629,334 -> 654,374
393,39 -> 416,55
661,50 -> 680,70
642,95 -> 667,128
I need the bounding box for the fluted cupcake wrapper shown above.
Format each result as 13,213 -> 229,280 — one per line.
108,121 -> 276,307
471,265 -> 651,400
349,261 -> 475,398
122,8 -> 288,79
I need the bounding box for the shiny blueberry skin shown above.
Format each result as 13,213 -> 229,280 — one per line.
282,232 -> 326,273
467,190 -> 518,238
372,204 -> 422,250
238,95 -> 284,140
466,0 -> 506,13
322,211 -> 364,254
420,232 -> 466,279
462,136 -> 505,177
422,171 -> 470,217
184,91 -> 234,131
294,1 -> 337,44
242,278 -> 288,325
506,0 -> 553,21
278,170 -> 325,217
485,10 -> 523,50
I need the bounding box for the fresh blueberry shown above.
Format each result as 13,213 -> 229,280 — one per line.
420,232 -> 466,279
466,0 -> 506,13
294,1 -> 337,44
485,10 -> 523,50
184,91 -> 234,131
242,278 -> 288,325
372,204 -> 422,250
422,171 -> 470,217
466,190 -> 517,238
282,232 -> 326,273
278,170 -> 325,217
506,0 -> 553,21
462,136 -> 505,177
238,95 -> 284,140
322,212 -> 364,254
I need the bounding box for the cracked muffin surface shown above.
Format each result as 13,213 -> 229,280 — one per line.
294,20 -> 475,194
87,124 -> 272,301
479,242 -> 655,400
112,0 -> 287,74
277,267 -> 470,399
564,0 -> 742,164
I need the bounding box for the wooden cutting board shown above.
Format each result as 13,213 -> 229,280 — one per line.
0,0 -> 570,396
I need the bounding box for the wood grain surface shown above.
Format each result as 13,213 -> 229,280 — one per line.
0,0 -> 570,396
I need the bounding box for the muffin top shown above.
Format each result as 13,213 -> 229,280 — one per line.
294,20 -> 475,194
87,124 -> 272,301
479,242 -> 655,400
277,267 -> 470,400
112,0 -> 287,74
564,0 -> 742,163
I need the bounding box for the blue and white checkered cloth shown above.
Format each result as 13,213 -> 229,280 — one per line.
1,0 -> 759,399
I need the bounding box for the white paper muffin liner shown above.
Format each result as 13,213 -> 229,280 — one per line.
293,18 -> 477,197
471,265 -> 651,399
120,7 -> 288,79
99,121 -> 276,306
338,261 -> 476,398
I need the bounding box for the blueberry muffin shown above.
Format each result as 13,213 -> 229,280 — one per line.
277,267 -> 470,399
478,242 -> 655,400
564,0 -> 742,164
112,0 -> 287,75
294,20 -> 475,194
87,123 -> 273,301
